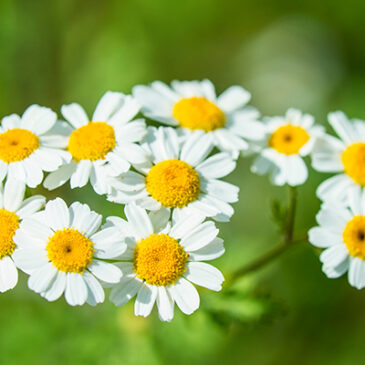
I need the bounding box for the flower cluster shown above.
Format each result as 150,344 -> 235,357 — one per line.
0,79 -> 362,321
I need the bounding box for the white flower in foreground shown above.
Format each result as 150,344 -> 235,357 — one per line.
13,198 -> 124,306
251,108 -> 324,186
312,111 -> 365,202
0,178 -> 45,292
108,204 -> 225,321
108,127 -> 239,222
0,105 -> 71,187
133,79 -> 264,158
309,189 -> 365,289
44,91 -> 148,195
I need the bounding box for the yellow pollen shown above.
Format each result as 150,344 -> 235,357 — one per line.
0,128 -> 39,163
68,122 -> 116,161
134,233 -> 188,286
172,97 -> 226,131
46,228 -> 94,273
269,124 -> 310,155
341,143 -> 365,186
145,159 -> 200,208
0,209 -> 19,259
343,216 -> 365,259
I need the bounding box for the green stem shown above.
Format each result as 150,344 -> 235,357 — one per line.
226,186 -> 300,286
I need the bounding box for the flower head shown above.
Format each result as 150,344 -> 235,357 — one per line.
108,204 -> 225,321
13,198 -> 124,306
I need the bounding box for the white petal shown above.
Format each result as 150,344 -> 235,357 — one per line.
41,271 -> 66,301
12,248 -> 48,273
43,163 -> 76,190
88,260 -> 122,283
110,276 -> 142,306
348,258 -> 365,289
308,227 -> 342,248
188,238 -> 225,261
69,202 -> 102,236
200,179 -> 239,203
1,114 -> 21,130
180,221 -> 219,251
316,208 -> 350,234
70,160 -> 92,189
16,195 -> 46,219
286,155 -> 308,186
116,143 -> 148,164
28,263 -> 58,293
147,127 -> 179,162
108,95 -> 141,126
33,148 -> 63,172
169,212 -> 205,239
83,271 -> 105,306
185,262 -> 224,291
156,286 -> 175,322
319,244 -> 348,268
168,278 -> 200,315
61,103 -> 89,129
23,157 -> 43,188
196,153 -> 236,179
92,91 -> 124,121
217,86 -> 251,112
148,208 -> 170,233
125,204 -> 154,240
20,218 -> 53,241
3,177 -> 25,212
65,273 -> 88,306
135,284 -> 157,317
328,111 -> 358,145
0,257 -> 18,292
180,132 -> 214,167
45,198 -> 70,231
21,105 -> 57,135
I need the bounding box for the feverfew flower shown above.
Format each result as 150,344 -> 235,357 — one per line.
108,127 -> 239,222
133,79 -> 264,158
251,108 -> 324,186
312,111 -> 365,202
108,204 -> 225,321
309,189 -> 365,289
0,105 -> 71,187
0,177 -> 45,292
44,92 -> 148,195
13,198 -> 124,306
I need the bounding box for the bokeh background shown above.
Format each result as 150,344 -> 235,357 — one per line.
1,0 -> 365,364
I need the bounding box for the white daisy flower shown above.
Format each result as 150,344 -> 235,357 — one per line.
309,189 -> 365,289
0,105 -> 71,188
312,111 -> 365,202
133,79 -> 264,158
0,177 -> 45,292
107,127 -> 239,222
108,204 -> 225,321
251,108 -> 324,186
43,91 -> 148,195
13,198 -> 124,306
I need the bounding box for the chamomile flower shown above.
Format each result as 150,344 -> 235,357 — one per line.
312,111 -> 365,202
0,105 -> 71,188
108,204 -> 224,321
107,127 -> 239,222
133,79 -> 264,158
251,108 -> 324,186
13,198 -> 124,306
0,177 -> 45,292
309,189 -> 365,289
43,92 -> 148,195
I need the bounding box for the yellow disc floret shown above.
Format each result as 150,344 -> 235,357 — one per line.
269,124 -> 310,155
343,216 -> 365,259
68,122 -> 116,161
172,97 -> 226,131
145,159 -> 200,208
0,128 -> 39,163
341,142 -> 365,186
134,233 -> 188,286
46,228 -> 94,273
0,209 -> 19,258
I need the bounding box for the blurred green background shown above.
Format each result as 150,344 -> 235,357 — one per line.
1,0 -> 365,364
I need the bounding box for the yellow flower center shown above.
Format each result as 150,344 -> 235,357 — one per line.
269,124 -> 310,155
341,142 -> 365,186
46,228 -> 94,273
0,128 -> 40,163
67,122 -> 116,161
134,233 -> 188,286
0,209 -> 19,259
172,97 -> 226,131
145,159 -> 200,208
343,216 -> 365,259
